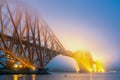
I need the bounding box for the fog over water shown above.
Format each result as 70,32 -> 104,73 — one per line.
45,55 -> 79,72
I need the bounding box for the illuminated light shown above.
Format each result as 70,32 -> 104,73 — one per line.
94,60 -> 105,72
89,68 -> 93,72
14,64 -> 18,68
100,68 -> 105,72
76,67 -> 80,72
98,69 -> 101,72
13,75 -> 18,80
101,69 -> 105,72
19,65 -> 22,68
93,64 -> 96,72
32,67 -> 35,70
71,50 -> 105,73
32,74 -> 36,80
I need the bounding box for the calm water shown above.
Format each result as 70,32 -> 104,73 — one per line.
0,72 -> 120,80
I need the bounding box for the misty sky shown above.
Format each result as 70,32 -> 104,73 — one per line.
18,0 -> 120,66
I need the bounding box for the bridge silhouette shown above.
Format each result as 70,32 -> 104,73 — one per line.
0,1 -> 66,70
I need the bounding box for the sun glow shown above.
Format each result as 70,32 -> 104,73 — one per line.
71,50 -> 105,72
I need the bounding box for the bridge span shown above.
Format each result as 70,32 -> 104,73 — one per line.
0,1 -> 66,70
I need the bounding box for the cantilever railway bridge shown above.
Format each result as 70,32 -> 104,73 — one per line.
0,1 -> 66,70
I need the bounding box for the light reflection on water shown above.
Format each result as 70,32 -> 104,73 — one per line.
0,72 -> 120,80
90,73 -> 93,80
12,74 -> 36,80
13,74 -> 26,80
13,75 -> 18,80
32,74 -> 36,80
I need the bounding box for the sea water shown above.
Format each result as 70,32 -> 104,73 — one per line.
0,72 -> 120,80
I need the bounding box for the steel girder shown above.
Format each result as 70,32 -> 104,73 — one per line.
0,1 -> 65,70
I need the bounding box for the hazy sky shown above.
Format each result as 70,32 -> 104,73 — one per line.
19,0 -> 120,66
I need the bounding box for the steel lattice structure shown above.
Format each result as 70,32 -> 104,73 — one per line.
0,1 -> 66,70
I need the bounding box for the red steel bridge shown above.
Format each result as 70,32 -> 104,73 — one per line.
0,1 -> 66,70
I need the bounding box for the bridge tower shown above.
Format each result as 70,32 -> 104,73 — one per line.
0,1 -> 66,70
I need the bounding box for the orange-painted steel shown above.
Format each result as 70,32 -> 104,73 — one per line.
0,1 -> 66,70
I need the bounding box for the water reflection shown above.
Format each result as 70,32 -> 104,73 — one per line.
13,74 -> 36,80
13,75 -> 18,80
32,74 -> 36,80
0,72 -> 119,80
13,74 -> 25,80
89,73 -> 93,80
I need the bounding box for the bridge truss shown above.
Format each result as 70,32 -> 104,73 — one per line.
0,1 -> 65,70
